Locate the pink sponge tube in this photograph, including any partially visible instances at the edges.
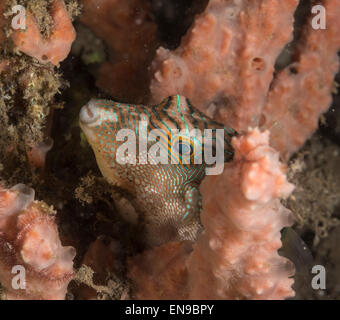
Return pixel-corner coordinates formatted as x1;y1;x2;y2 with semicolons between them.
0;184;75;300
188;128;295;299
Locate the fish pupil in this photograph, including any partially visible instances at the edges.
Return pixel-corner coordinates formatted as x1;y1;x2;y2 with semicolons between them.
176;141;192;156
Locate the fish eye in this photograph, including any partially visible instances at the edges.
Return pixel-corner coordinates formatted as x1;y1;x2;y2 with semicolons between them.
174;139;193;156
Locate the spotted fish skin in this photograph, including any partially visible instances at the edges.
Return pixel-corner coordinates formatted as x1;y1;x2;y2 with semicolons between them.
80;95;236;246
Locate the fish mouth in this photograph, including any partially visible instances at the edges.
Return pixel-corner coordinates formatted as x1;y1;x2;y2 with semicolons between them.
79;99;99;125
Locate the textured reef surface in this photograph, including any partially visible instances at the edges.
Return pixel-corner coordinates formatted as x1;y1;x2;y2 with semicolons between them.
0;0;339;300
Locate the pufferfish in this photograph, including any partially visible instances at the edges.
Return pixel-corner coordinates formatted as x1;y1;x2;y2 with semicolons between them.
79;95;237;247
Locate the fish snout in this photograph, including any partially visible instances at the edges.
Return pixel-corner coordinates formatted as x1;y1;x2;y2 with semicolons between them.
80;100;99;125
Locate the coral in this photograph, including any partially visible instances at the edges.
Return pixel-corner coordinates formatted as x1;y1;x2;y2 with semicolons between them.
0;0;338;301
285;135;340;245
0;60;63;179
0;183;75;300
128;128;295;299
26;137;54;169
11;0;76;66
150;0;340;159
187;128;295;299
0;0;78;182
260;0;340;158
80;0;159;103
72;237;126;300
128;241;191;299
150;0;299;130
79;95;236;247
